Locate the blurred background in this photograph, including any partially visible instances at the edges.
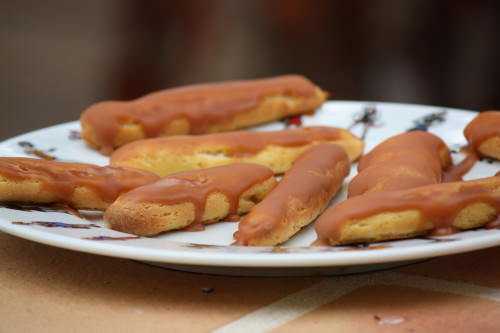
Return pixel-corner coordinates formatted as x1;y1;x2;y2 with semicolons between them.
2;0;500;139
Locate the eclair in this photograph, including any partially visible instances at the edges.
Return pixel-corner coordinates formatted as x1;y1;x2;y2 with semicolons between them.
105;163;277;236
348;131;451;196
235;144;350;246
0;157;159;210
81;75;327;154
464;111;500;160
110;126;363;177
315;175;500;245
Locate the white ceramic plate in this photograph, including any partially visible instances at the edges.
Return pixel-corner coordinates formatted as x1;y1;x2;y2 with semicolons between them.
1;101;499;275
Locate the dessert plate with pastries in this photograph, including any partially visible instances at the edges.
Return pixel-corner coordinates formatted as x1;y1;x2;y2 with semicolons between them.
1;75;499;276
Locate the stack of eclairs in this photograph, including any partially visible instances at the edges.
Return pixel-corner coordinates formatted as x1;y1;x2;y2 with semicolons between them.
0;75;499;246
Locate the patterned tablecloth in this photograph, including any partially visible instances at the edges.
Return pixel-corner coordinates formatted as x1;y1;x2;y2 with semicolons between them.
1;231;499;333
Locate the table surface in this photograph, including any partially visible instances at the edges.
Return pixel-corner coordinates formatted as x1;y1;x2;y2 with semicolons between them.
1;232;500;333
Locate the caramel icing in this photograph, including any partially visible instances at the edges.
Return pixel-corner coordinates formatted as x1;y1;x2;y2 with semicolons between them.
0;157;159;203
81;75;321;154
464;111;500;150
118;163;274;222
315;176;500;242
443;146;479;182
234;144;349;245
348;131;451;197
485;215;500;229
111;126;350;159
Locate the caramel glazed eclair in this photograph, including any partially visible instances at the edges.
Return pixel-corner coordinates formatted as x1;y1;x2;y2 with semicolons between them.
80;75;328;154
235;144;350;246
315;176;500;245
464;111;500;160
0;157;159;210
348;131;452;197
315;131;496;245
111;126;364;177
105;163;277;236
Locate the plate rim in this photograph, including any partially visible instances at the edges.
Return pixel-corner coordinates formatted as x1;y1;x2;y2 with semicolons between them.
2;220;500;267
